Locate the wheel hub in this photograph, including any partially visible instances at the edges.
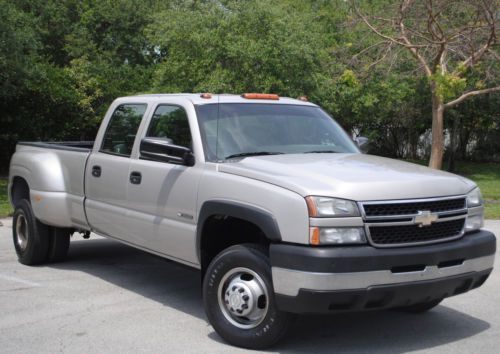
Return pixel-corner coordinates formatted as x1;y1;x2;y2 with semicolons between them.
224;280;254;317
218;267;269;329
16;213;28;251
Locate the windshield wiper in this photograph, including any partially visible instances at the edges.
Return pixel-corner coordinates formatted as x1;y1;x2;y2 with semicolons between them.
225;151;284;159
303;150;339;154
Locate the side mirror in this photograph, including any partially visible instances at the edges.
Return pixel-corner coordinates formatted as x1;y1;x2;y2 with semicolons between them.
140;138;194;166
355;136;370;154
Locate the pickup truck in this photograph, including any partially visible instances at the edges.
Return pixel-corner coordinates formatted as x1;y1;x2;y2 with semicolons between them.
8;93;496;349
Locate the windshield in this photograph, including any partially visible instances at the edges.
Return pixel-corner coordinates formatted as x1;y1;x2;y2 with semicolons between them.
195;103;359;162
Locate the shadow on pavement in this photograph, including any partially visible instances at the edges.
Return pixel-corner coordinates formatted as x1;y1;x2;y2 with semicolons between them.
51;237;490;353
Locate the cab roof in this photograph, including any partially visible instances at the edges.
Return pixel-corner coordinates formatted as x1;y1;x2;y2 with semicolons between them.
119;93;318;107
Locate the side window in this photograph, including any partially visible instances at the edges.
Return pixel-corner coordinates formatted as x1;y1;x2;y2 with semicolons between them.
101;104;147;157
147;105;192;148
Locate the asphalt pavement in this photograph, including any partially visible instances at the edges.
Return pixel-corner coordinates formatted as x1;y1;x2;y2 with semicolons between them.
0;218;499;354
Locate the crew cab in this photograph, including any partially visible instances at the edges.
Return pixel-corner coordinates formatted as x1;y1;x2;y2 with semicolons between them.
8;93;496;349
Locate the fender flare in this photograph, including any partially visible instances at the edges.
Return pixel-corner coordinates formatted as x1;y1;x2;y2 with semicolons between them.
196;200;282;263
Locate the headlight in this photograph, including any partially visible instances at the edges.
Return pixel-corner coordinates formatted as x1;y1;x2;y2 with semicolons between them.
310;227;366;245
466;187;484;232
466;187;483;207
306;196;360;217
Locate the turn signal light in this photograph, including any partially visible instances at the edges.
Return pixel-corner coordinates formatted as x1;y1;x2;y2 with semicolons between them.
310;227;320;246
241;93;279;100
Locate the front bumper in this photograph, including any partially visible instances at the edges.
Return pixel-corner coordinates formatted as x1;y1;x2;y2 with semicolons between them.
270;230;496;314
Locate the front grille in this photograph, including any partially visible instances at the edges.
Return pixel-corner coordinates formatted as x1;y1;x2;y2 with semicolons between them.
363;198;466;217
368;219;465;246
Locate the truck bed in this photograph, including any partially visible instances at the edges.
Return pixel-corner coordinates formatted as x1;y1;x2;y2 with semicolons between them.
18;141;94;151
11;141;94;230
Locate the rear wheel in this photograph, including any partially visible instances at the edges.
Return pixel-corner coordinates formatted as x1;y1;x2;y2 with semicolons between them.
203;244;294;349
397;298;443;313
12;199;50;265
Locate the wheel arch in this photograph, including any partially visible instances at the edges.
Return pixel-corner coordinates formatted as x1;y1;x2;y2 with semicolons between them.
197;200;282;275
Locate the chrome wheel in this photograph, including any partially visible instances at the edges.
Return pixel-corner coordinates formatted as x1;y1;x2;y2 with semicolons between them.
217;267;269;329
16;212;29;251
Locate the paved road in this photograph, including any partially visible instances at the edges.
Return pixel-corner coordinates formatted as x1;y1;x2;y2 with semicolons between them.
0;219;499;353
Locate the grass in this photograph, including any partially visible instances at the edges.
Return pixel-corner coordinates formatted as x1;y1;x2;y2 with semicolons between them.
0;161;499;219
0;179;12;218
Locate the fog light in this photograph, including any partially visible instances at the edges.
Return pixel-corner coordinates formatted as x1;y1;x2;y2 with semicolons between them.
310;227;366;245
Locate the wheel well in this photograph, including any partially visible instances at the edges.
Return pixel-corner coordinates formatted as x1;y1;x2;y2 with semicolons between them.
200;215;270;277
11;177;30;206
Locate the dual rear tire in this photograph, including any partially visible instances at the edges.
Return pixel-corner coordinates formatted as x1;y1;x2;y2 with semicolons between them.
13;199;71;265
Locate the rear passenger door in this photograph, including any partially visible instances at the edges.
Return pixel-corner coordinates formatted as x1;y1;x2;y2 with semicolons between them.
126;103;202;264
85;103;148;240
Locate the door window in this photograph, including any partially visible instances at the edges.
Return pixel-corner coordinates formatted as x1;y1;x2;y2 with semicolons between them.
101;104;147;157
147;105;192;148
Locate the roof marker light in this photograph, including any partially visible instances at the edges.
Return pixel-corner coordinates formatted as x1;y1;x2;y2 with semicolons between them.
241;93;280;100
200;93;212;99
297;96;308;102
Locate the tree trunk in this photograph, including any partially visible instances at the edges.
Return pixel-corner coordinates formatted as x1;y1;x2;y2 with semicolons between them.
447;115;459;172
428;92;445;169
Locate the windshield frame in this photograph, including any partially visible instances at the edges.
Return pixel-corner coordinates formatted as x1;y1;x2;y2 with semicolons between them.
194;103;359;162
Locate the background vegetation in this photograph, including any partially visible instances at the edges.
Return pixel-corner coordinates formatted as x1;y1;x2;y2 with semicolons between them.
0;0;499;217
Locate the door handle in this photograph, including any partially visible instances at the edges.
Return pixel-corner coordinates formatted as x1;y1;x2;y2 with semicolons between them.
130;171;142;185
92;165;101;177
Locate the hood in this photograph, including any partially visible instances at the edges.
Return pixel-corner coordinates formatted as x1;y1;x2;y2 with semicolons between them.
218;154;476;201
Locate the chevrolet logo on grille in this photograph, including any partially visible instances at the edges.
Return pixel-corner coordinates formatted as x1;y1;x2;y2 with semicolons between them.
414;210;439;227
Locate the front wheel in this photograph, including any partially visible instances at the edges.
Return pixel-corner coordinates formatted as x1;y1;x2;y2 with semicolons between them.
203;244;294;349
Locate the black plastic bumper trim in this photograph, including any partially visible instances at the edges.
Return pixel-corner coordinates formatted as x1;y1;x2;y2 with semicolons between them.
270;230;496;273
275;269;492;314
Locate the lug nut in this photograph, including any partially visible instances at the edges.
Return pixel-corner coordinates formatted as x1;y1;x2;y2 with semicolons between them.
242;295;249;301
238;288;244;293
242;304;249;309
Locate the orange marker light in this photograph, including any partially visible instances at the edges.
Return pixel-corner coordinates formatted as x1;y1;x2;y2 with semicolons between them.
310;227;320;246
200;93;212;99
305;196;317;217
241;93;279;100
297;96;308;102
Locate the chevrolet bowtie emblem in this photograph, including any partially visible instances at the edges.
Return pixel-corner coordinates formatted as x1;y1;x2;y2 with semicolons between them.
414;210;438;227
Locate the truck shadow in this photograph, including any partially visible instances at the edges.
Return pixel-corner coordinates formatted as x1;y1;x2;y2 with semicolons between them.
51;237;490;353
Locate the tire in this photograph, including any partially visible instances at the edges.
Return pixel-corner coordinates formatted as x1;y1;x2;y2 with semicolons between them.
397;298;443;313
203;244;294;349
47;227;71;262
12;199;50;265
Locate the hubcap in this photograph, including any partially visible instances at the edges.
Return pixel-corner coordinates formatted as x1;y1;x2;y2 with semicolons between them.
217;267;269;329
16;213;29;251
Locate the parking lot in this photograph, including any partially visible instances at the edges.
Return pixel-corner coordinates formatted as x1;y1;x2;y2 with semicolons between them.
0;218;499;353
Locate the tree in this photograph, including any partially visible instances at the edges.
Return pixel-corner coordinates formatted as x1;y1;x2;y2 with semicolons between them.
353;0;499;169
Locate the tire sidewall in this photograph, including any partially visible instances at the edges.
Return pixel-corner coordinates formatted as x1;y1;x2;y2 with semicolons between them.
12;199;48;265
203;245;289;349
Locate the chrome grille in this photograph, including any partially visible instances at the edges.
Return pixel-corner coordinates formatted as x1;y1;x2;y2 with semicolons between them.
363;198;466;217
360;196;467;247
369;219;465;245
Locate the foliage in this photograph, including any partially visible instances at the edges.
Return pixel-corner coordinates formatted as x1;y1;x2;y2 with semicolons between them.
0;0;499;175
0;179;12;218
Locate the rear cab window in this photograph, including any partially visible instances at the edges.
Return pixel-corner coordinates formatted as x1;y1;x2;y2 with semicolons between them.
100;104;147;157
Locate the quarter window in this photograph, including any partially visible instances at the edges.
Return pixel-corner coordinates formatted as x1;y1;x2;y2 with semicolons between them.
147;105;192;148
101;104;147;157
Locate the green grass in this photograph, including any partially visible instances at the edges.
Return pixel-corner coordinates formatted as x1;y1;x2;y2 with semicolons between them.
0;179;12;218
1;161;499;219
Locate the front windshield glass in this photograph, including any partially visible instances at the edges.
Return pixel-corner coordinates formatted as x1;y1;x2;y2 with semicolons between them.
196;103;359;162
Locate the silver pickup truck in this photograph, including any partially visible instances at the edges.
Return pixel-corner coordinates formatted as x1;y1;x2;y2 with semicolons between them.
8;93;496;348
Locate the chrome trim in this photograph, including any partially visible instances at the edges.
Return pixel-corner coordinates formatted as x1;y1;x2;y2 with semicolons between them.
358;195;468;248
358;195;467;220
272;254;494;297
